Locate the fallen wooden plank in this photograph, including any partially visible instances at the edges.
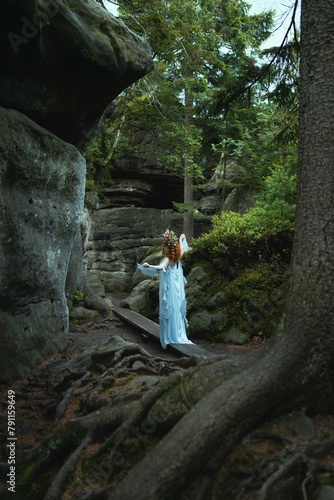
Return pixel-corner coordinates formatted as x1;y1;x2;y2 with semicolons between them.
110;298;215;358
111;300;160;341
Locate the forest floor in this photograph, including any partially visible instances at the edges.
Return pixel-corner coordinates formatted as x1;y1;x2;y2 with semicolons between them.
1;302;334;498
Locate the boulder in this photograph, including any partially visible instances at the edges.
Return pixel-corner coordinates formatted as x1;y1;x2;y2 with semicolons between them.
74;335;136;369
317;486;334;500
71;306;100;323
188;310;225;339
0;107;86;381
206;291;227;310
1;0;153;147
223;326;249;345
185;267;211;313
120;280;153;315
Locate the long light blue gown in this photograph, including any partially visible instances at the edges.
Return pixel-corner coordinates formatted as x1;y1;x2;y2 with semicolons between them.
137;238;194;349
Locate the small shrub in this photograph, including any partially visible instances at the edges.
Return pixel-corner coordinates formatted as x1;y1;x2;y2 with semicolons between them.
73;290;84;304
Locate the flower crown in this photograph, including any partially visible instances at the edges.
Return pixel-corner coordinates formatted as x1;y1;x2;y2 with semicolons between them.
163;229;178;247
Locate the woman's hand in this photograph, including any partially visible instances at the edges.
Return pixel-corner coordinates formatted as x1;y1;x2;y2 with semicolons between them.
142;262;150;268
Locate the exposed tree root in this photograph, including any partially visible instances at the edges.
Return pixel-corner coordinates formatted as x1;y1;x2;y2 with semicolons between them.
15;337;205;497
103;332;334;500
55;371;92;422
256;435;334;500
93;369;185;459
44;433;93;500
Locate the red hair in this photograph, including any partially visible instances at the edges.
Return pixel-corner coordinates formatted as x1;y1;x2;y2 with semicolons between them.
162;241;182;262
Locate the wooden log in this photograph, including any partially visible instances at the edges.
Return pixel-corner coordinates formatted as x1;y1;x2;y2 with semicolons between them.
110;299;215;358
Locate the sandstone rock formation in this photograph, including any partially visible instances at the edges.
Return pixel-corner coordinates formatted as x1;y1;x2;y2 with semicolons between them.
1;0;153;147
85;206;210;292
0;107;86;381
102;129;184;209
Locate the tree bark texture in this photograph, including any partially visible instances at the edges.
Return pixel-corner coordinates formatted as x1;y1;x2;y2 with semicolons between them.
283;0;334;378
183;84;194;241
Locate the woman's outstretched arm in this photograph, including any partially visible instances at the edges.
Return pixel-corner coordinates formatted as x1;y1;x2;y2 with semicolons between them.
142;257;169;271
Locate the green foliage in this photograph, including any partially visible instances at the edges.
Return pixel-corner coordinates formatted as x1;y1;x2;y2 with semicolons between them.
206;100;298;206
318;473;334;486
86;0;277;201
172;201;206;218
255;164;297;220
219;262;290;340
192;164;296;270
69;309;78;324
73;290;84;304
87;0;299;218
84;131;115;190
85;178;97;193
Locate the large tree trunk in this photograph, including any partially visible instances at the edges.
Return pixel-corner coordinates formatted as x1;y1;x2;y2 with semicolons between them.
183;164;194;240
16;1;334;498
183;82;194;240
282;0;334;365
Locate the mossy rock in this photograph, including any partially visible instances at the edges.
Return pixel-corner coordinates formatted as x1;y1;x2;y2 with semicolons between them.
221;263;290;340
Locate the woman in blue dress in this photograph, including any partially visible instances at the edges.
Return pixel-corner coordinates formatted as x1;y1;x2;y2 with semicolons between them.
138;229;194;349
